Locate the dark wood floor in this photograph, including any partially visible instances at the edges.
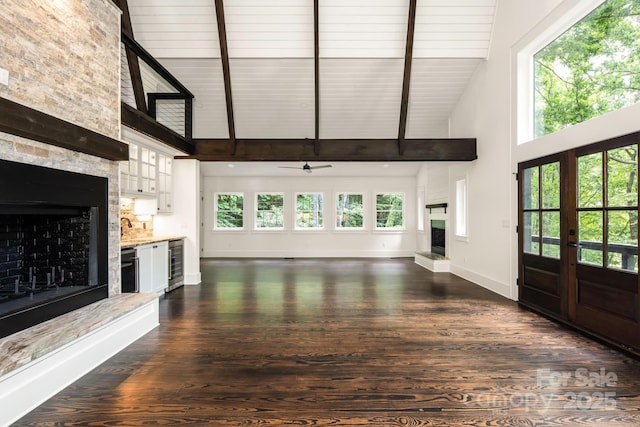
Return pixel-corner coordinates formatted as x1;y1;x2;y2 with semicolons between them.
15;258;640;426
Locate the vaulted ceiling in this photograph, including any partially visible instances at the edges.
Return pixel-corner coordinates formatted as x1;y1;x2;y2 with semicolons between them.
125;0;496;145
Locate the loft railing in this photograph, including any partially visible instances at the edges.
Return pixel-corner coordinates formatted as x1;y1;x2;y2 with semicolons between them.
121;32;194;147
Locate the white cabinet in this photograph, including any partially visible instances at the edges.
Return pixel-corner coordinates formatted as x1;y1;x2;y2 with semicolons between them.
157;153;173;213
136;241;168;293
120;142;172;211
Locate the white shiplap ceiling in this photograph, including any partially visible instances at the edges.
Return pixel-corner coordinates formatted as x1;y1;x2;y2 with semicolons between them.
128;0;496;140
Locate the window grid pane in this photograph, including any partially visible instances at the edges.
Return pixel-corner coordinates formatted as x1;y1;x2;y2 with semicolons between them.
256;193;284;229
375;193;403;229
296;193;324;229
336;193;364;228
216;193;244;229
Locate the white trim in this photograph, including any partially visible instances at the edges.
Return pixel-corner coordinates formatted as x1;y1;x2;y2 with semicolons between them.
450;264;513;300
202;249;415;258
0;299;159;427
184;272;202;285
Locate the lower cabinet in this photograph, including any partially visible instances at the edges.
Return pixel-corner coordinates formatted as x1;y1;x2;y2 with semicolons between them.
136;241;168;293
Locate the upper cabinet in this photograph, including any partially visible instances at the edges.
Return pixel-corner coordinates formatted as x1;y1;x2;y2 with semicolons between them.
120;127;176;213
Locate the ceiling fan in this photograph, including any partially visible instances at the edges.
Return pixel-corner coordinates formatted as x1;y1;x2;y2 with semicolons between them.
278;162;332;174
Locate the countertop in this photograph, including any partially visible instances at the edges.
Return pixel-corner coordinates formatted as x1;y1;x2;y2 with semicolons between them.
120;236;186;249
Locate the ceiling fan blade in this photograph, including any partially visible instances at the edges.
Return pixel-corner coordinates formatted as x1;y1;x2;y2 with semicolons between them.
277;166;302;170
310;165;332;169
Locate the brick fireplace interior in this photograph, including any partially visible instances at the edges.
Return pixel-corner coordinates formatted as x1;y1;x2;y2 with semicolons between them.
0;159;109;338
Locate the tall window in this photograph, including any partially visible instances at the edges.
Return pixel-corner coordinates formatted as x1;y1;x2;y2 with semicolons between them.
256;193;284;229
455;179;468;238
296;193;323;229
534;0;640;138
215;193;244;229
375;193;403;229
336;193;364;229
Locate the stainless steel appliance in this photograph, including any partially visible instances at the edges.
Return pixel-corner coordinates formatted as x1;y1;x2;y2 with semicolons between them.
167;239;184;292
121;248;138;293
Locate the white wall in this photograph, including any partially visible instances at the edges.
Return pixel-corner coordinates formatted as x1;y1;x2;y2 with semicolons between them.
202;175;417;258
442;0;565;299
442;0;640;300
154;159;202;285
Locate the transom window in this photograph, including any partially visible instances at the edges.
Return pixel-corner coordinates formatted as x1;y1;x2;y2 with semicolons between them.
336;193;364;229
533;0;640;138
256;193;284;229
375;193;404;229
215;193;244;229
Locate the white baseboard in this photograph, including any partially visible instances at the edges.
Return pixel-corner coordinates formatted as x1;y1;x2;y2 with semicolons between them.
0;299;159;427
185;272;202;285
450;264;513;300
201;250;416;258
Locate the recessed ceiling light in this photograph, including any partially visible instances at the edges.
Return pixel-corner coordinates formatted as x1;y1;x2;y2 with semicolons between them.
227;164;235;168
383;164;390;168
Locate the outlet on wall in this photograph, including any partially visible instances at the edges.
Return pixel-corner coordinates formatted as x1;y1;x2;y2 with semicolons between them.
0;67;9;86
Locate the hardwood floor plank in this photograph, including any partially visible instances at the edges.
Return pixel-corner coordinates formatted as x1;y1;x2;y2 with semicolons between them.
14;258;640;426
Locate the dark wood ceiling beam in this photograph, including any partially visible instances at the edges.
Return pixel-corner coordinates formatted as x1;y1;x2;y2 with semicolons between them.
313;0;320;155
122;103;195;155
187;138;476;162
398;0;417;155
0;97;128;161
214;0;236;154
115;0;147;114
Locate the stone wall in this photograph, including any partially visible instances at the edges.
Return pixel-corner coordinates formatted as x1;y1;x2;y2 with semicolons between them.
0;0;123;296
0;0;121;139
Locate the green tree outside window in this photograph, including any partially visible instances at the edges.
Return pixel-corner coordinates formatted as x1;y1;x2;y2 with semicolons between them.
216;193;244;228
534;0;640;138
376;193;403;229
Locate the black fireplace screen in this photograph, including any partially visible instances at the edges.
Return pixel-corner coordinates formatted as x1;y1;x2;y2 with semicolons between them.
0;160;108;338
431;220;446;256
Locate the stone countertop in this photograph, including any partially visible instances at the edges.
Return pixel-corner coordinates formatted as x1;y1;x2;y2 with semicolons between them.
120;236;186;249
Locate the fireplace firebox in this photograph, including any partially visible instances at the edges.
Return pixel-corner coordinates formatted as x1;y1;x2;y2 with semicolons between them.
0;160;109;338
431;220;446;256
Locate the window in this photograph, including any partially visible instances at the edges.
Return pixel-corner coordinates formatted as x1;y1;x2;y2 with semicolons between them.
375;193;403;229
522;162;561;259
296;193;323;229
577;144;638;271
256;193;284;229
336;193;364;229
533;0;640;138
215;193;244;229
455;179;468;238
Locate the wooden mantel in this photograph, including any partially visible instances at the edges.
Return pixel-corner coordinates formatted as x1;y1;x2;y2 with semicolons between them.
0;97;128;161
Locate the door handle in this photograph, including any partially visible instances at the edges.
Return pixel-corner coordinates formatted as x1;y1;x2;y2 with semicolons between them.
567;242;579;247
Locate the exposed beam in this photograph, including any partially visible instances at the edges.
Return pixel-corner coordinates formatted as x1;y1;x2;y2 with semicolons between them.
121;103;195;155
121;32;194;98
187;138;477;162
398;0;417;155
313;0;320;155
117;0;148;114
214;0;236;154
0;97;128;161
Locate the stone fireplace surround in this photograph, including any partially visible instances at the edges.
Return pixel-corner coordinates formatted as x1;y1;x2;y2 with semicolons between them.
0;134;159;426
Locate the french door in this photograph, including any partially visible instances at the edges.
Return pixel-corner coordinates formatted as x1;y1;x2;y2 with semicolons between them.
518;133;640;351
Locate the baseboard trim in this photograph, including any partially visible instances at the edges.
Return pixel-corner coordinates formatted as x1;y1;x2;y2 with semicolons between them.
450;264;513;300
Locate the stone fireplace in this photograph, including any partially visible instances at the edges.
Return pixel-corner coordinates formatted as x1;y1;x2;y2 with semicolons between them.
0;159;109;338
